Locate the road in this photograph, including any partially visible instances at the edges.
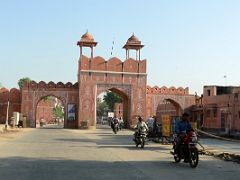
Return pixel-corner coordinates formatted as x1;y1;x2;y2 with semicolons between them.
0;125;239;180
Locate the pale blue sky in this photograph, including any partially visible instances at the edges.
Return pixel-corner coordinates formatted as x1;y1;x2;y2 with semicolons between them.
1;0;240;94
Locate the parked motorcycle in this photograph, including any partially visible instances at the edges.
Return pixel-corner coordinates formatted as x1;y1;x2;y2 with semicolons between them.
134;128;147;148
172;130;199;168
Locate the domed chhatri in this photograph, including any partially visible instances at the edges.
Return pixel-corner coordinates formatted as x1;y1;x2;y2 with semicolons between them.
123;33;144;60
123;33;144;50
81;31;94;42
127;34;141;44
77;31;97;48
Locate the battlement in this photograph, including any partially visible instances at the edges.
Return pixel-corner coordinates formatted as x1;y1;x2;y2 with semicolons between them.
79;55;146;74
22;81;78;90
146;85;189;95
0;88;21;124
0;88;21;103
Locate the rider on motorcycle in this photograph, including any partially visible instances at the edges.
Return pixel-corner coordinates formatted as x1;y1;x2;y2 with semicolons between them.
134;116;148;140
174;112;192;160
111;116;119;131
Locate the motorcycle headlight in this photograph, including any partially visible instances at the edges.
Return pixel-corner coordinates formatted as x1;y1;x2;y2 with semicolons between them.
191;136;198;143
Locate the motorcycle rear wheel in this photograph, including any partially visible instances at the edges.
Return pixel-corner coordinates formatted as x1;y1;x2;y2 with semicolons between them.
174;155;181;163
189;148;199;168
140;139;145;148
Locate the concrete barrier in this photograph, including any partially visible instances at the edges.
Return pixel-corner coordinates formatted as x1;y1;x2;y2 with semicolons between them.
0;124;6;133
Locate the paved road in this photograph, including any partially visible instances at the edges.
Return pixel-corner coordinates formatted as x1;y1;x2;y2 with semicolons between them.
0;125;239;180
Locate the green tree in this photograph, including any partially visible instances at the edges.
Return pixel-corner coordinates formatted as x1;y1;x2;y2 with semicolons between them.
18;77;31;89
53;106;64;119
103;91;122;112
43;95;53;101
0;82;3;88
97;101;110;117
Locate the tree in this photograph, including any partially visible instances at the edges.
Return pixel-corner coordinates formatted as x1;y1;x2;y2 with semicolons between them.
0;82;3;88
53;106;64;119
18;77;31;89
43;95;53;101
97;101;110;117
103;91;122;112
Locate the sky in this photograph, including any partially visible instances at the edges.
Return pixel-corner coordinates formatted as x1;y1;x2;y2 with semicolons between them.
0;0;240;95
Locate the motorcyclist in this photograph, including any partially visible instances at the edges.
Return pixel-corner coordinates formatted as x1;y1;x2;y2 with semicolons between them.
134;116;148;141
174;112;192;160
152;116;158;137
119;116;124;130
111;116;119;132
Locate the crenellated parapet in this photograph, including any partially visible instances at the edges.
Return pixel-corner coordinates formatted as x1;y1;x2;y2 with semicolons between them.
0;88;21;103
80;55;146;74
0;88;21;123
146;85;189;95
22;81;79;90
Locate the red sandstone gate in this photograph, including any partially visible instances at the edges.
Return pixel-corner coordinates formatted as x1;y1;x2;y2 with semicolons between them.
21;81;79;128
20;32;147;128
146;86;196;119
77;32;147;128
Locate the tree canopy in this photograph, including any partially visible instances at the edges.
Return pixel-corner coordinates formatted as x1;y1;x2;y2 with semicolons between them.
103;91;122;112
97;101;109;117
18;77;31;89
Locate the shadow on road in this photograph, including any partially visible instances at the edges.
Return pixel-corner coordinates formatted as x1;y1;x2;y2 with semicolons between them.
0;156;195;180
0;155;237;180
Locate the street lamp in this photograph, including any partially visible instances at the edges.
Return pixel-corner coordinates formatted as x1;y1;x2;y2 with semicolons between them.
223;75;227;86
5;90;10;129
227;95;231;137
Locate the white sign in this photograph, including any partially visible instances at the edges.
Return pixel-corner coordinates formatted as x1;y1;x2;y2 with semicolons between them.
13;112;20;125
108;112;114;118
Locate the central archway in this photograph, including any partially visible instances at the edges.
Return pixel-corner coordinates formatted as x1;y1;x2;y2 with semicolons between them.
95;88;130;127
96;85;130;127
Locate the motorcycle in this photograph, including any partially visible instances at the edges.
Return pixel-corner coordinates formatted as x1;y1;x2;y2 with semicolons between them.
134;128;147;148
172;130;199;168
112;123;119;134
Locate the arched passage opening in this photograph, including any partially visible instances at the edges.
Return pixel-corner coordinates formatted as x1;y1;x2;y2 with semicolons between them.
35;95;65;129
96;87;129;129
155;98;183;134
156;98;183;123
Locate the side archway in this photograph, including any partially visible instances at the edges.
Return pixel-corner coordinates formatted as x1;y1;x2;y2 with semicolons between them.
35;95;66;128
21;81;79;128
156;98;183;122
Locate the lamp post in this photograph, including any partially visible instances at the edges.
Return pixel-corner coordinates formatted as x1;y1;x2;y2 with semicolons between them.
224;75;227;86
5;90;10;129
227;95;231;137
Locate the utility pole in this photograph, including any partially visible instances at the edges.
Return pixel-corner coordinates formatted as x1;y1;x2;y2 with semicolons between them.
223;75;227;86
5;90;10;129
227;95;231;137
